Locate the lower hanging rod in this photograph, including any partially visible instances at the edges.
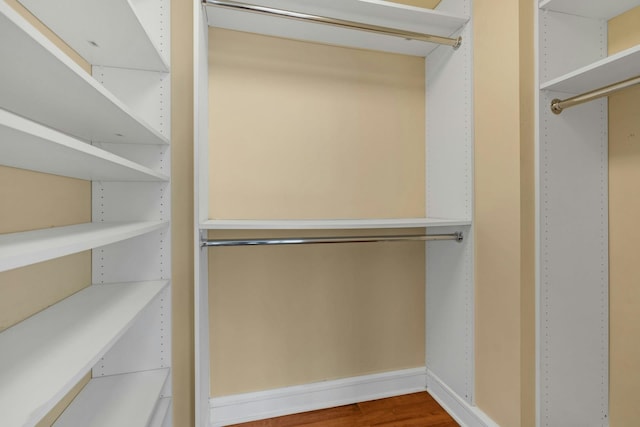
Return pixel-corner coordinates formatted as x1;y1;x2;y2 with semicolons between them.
203;0;462;49
202;232;463;247
551;74;640;114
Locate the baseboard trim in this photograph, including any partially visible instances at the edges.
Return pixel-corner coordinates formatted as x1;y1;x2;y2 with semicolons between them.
209;367;427;426
426;370;500;427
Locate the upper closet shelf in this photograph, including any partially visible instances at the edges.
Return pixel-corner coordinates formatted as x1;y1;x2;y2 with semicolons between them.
53;369;170;427
0;281;168;427
0;3;169;146
541;44;640;94
18;0;169;72
0;109;168;182
539;0;640;20
201;218;471;230
0;221;168;273
204;0;468;57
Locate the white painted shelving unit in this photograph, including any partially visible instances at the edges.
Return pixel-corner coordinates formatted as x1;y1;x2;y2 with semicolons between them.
195;0;476;425
535;0;640;425
0;0;172;425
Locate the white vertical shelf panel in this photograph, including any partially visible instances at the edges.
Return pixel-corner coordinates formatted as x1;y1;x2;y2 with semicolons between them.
95;66;171;140
195;4;212;426
53;369;170;427
0;281;168;427
93;229;170;284
18;0;169;71
540;0;640;20
539;92;608;425
426;225;474;403
426;22;472;221
204;0;468;57
425;0;474;406
149;397;172;427
539;10;606;84
0;221;167;273
93;182;170;222
0;3;168;145
95;286;171;376
0;109;167;181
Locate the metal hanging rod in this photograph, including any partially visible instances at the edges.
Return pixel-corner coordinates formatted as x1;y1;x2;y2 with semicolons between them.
203;0;462;49
202;232;463;247
551;75;640;114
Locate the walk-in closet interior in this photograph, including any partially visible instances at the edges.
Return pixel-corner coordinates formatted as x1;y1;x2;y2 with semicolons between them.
2;0;640;425
0;0;172;425
194;0;476;426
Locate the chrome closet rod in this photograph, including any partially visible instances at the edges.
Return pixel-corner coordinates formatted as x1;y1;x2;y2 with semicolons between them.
202;232;463;247
551;75;640;114
203;0;462;49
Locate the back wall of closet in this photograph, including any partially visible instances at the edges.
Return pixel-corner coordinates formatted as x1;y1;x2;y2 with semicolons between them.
207;27;428;396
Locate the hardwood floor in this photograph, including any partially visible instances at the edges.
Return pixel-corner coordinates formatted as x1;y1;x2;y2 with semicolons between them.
230;392;459;427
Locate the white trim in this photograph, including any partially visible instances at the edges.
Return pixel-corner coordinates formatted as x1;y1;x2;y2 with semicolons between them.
426;371;500;427
209;368;427;426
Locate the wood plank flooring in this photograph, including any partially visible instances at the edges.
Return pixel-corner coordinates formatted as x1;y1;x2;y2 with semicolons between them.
230;392;459;427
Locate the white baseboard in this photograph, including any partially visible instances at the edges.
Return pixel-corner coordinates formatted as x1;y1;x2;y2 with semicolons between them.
426;370;500;427
209;367;427;426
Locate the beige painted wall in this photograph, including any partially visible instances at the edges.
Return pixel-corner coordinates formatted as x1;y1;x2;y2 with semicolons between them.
608;6;640;426
207;28;426;395
474;0;535;426
170;0;195;424
208;229;425;395
208;28;425;220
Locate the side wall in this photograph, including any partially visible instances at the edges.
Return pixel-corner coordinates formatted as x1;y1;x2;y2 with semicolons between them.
474;0;535;425
608;6;640;426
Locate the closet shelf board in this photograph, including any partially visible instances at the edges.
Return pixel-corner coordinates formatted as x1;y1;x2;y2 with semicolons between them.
0;281;169;427
0;3;169;146
0;221;168;273
201;218;472;230
541;44;640;94
0;109;168;182
539;0;640;20
204;0;468;57
149;397;172;427
53;369;170;427
18;0;169;72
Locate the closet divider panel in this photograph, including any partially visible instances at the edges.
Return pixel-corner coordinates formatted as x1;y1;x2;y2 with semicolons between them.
194;3;211;426
536;3;614;425
91;64;172;393
425;0;474;405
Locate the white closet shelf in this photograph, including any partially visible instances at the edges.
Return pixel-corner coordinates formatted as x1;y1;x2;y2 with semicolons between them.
201;218;471;230
0;3;169;146
0;221;168;273
0;281;169;427
204;0;468;57
539;0;640;20
19;0;169;72
149;397;172;427
53;369;170;427
541;44;640;94
0;109;168;182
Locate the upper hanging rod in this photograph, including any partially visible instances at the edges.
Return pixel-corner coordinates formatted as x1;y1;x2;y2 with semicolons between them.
203;0;462;49
551;75;640;114
202;232;463;247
